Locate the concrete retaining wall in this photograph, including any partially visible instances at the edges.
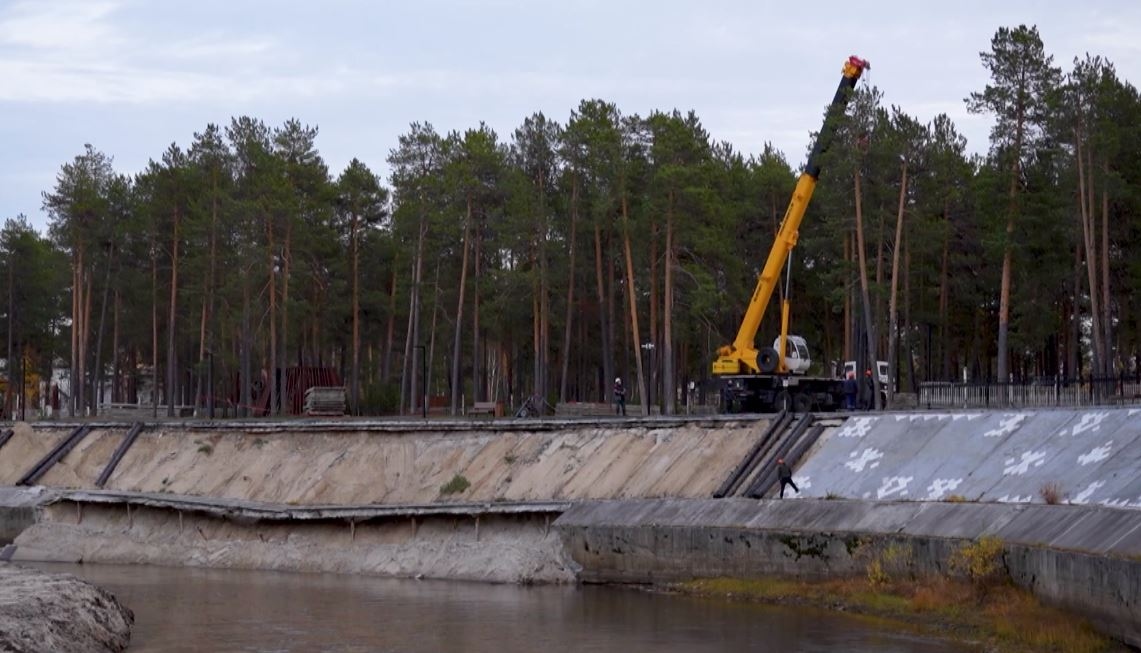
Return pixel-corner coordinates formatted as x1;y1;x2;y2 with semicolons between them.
554;498;1141;648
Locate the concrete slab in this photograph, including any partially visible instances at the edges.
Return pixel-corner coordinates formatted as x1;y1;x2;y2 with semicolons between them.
994;505;1097;548
792;408;1141;508
1043;508;1141;554
898;502;1024;540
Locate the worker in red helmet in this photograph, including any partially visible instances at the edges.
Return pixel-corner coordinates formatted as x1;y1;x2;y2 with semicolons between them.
859;369;874;410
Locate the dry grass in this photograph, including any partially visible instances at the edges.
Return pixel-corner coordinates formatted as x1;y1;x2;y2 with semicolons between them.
679;574;1121;653
1039;482;1064;505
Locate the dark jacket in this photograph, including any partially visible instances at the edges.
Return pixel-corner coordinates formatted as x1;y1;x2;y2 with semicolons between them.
613;382;626;401
777;462;792;480
843;377;858;396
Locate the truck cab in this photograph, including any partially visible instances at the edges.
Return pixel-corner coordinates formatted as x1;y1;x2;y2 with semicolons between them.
843;360;890;388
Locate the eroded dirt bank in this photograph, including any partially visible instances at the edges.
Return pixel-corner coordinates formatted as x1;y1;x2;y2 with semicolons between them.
0;563;133;653
15;502;578;583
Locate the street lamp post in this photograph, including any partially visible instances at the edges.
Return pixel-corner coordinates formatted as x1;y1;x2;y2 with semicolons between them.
413;345;426;419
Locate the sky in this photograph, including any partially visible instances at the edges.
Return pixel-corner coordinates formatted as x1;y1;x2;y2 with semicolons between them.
3;0;1140;234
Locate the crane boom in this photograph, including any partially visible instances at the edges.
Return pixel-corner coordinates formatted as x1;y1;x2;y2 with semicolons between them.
713;56;869;376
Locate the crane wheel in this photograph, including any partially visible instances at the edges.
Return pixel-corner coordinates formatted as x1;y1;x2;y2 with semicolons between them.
793;393;813;413
757;347;780;374
774;390;791;412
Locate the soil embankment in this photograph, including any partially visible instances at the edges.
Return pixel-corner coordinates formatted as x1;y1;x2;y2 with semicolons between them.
0;563;133;653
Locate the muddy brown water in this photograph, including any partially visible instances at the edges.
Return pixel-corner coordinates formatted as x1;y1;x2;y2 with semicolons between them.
33;563;972;652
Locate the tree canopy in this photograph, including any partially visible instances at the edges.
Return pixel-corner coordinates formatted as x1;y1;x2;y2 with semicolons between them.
5;25;1141;417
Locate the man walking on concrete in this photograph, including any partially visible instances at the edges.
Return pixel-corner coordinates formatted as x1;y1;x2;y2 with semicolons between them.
777;458;799;498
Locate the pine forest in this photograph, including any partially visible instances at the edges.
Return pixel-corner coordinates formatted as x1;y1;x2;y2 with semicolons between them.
4;25;1141;418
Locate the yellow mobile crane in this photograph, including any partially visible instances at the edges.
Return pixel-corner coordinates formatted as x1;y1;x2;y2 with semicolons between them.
714;55;869;413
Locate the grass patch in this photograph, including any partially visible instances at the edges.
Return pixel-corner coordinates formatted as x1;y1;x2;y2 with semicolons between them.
503;453;517;465
440;474;471;495
679;569;1121;653
196;443;214;455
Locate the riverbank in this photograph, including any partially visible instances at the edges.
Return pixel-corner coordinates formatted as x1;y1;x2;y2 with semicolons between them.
0;563;133;653
676;576;1125;653
554;498;1141;649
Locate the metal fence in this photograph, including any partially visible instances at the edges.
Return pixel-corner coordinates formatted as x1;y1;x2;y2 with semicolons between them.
917;375;1141;410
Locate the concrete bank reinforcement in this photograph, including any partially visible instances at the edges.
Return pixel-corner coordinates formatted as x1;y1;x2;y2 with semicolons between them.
553;497;1141;648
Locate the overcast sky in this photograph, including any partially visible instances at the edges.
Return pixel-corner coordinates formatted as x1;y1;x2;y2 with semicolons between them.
3;0;1140;233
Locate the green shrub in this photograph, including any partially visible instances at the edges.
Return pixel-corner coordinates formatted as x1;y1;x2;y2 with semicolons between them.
440;474;471;495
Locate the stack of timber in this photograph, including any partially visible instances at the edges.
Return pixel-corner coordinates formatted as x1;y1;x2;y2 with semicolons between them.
303;386;346;417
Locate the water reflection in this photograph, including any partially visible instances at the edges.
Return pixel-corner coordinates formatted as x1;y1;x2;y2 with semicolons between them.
35;563;970;653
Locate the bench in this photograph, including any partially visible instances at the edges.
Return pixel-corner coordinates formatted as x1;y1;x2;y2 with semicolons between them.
468;401;502;418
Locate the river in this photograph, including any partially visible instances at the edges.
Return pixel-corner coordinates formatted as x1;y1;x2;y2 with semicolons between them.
34;563;972;652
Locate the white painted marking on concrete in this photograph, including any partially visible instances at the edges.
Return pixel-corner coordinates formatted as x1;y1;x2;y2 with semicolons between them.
1003;451;1047;476
1129;409;1141;417
1072;481;1106;505
997;494;1034;503
845;448;883;472
1078;441;1113;466
1069;411;1111;436
838;417;877;438
893;413;983;423
862;492;871;499
926;478;963;500
794;475;811;490
877;476;913;499
1101;498;1131;509
983;413;1030;438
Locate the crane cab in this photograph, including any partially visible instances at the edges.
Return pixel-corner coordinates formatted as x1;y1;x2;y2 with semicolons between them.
774;335;812;375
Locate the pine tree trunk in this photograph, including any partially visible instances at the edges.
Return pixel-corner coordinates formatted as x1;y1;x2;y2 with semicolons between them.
351;212;361;414
267;217;277;417
471;212;482;403
1077;135;1104;375
112;290;120;403
382;268;397;383
663;190;675;415
854;170;880;407
939;207;951;380
166;207;180;417
560;178;578;403
147;243;157;416
593;221;610;401
92;246;113;415
887;162;908;402
280;219;292;413
620;196;647;414
1101;166;1112;375
450;197;472;415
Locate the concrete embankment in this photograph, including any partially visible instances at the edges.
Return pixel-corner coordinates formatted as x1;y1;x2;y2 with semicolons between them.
0;563;133;653
789;408;1141;506
1;417;761;581
554;497;1141;648
0;417;763;504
